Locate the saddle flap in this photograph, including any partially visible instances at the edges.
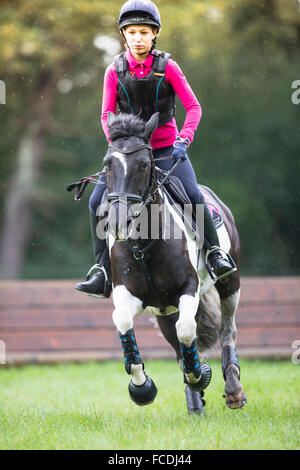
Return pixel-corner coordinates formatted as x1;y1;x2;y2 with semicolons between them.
156;170;224;230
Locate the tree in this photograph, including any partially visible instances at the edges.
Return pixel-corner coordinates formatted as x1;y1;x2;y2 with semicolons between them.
0;0;120;277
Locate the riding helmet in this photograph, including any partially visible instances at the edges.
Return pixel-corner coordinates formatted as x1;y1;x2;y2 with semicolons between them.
118;0;161;31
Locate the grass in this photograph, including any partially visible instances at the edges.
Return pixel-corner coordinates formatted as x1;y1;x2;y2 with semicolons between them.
0;359;299;450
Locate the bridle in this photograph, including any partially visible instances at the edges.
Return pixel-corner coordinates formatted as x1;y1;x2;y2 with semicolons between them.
106;141;183;216
106;142;157;214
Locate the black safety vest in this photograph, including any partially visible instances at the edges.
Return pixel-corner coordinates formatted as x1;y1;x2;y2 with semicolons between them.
114;50;176;127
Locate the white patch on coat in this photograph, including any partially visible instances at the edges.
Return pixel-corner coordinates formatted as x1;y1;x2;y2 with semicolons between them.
112;150;127;176
197;223;232;296
175;294;199;346
108;232;115;257
112;285;143;334
144;305;179;316
159;189;200;294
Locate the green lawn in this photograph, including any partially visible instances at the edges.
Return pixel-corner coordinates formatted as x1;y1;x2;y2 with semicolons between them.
0;359;299;450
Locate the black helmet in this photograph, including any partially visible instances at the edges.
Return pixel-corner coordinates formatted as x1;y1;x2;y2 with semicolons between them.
118;0;161;31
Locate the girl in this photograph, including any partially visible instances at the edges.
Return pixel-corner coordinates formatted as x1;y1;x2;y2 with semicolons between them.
76;0;235;297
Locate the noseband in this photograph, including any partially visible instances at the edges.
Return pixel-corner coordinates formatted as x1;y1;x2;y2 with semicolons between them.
106;142;155;206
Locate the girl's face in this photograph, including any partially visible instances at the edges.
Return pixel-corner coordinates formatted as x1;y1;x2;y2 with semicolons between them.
123;24;156;56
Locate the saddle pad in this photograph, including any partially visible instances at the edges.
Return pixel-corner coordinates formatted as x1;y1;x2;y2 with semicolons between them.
200;187;224;229
156;171;224;229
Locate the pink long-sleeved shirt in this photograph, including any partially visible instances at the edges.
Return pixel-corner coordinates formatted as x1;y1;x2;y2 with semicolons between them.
101;49;202;149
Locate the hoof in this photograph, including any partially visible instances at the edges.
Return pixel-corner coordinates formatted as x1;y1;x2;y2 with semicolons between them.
185;386;206;415
224;364;247;409
128;375;157;406
224;390;247;409
186;363;212;392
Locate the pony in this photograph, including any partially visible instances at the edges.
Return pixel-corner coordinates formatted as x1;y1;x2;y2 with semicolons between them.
100;111;246;412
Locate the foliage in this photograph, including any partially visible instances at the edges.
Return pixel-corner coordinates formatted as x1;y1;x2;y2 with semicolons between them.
0;0;299;277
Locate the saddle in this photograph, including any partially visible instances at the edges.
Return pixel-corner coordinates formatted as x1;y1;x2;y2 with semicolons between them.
156;169;223;230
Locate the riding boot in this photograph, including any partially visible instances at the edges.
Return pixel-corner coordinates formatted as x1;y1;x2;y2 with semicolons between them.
75;212;112;297
202;199;237;282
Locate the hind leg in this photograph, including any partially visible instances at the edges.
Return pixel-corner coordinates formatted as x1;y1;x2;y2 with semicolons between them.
218;286;247;409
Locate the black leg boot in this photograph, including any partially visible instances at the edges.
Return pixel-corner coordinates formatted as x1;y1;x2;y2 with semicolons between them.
202;200;237;282
75;212;112;297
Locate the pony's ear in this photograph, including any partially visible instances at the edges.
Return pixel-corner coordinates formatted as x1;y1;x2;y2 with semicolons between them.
107;111;117;128
144;112;160;141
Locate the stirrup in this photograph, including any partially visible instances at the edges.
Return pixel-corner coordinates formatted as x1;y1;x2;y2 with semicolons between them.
86;263;108;282
205;246;237;283
85;263;111;298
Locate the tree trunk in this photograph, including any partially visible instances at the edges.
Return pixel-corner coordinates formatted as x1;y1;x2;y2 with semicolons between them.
0;71;59;279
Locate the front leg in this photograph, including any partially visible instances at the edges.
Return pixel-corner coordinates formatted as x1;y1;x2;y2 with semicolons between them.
112;285;157;405
176;294;212;391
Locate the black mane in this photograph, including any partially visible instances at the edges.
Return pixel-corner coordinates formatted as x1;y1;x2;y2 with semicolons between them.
108;113;146;141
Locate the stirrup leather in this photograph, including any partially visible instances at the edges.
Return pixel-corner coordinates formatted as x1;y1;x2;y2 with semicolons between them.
205;246;237;282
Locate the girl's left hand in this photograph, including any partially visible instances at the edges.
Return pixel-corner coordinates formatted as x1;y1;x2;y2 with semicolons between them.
172;137;189;162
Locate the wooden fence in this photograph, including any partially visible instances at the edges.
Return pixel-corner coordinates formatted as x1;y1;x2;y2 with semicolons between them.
0;277;299;364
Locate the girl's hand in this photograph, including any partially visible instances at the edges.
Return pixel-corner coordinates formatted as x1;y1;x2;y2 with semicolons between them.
172;136;190;162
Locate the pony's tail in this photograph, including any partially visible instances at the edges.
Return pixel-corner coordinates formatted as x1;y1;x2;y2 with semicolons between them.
196;286;221;353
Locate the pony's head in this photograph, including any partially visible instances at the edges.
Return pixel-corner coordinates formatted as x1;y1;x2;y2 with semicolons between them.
104;112;159;240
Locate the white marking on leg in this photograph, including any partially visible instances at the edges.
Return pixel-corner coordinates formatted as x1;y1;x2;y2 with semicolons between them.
112;151;127;177
130;364;146;386
112;285;143;334
176;294;201;384
175;294;199;346
112;286;145;386
220;289;241;347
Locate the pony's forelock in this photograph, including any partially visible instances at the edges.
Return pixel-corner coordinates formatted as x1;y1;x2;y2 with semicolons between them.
108;113;146;141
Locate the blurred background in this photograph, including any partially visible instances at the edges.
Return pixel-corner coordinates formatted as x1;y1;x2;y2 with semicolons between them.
0;0;299;280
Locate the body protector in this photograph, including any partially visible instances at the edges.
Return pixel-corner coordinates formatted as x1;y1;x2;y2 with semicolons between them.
114;49;176;127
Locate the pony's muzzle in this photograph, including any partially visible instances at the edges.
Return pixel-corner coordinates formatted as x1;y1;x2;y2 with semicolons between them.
107;193;143;241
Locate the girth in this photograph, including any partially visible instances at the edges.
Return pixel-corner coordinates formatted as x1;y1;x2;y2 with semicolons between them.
125;228;166;313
